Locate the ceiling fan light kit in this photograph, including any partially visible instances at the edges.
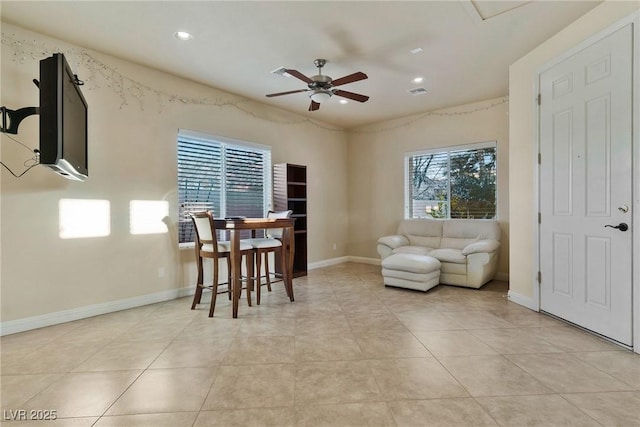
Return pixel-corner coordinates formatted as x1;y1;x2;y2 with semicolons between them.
309;90;331;103
266;58;369;112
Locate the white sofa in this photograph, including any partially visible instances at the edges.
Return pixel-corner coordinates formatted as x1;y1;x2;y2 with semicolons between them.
377;219;501;289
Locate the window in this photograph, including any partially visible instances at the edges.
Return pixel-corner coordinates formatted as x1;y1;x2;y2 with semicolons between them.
177;130;272;244
405;141;497;219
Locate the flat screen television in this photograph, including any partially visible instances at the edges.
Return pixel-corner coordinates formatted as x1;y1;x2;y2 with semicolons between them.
39;53;88;181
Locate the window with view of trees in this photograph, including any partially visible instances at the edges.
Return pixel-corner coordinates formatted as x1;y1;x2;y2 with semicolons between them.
405;142;497;219
177;130;272;244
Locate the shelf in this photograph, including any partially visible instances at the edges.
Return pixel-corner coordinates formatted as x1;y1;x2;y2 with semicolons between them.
274;163;307;277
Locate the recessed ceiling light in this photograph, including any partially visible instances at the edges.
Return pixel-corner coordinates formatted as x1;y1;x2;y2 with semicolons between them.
339;99;349;105
412;77;424;83
174;31;193;41
410;47;423;54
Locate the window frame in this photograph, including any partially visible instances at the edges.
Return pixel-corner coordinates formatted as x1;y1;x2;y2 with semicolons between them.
404;140;498;220
177;129;272;247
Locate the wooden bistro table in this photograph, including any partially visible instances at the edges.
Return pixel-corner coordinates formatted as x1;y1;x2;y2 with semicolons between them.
214;217;295;318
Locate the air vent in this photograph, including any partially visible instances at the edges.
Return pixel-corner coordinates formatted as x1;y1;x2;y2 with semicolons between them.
408;87;428;96
271;66;291;77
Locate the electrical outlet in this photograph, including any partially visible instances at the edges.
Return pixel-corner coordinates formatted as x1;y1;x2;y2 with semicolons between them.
158;267;165;278
333;243;337;250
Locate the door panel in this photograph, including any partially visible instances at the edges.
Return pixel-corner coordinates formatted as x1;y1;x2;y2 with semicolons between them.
539;24;633;346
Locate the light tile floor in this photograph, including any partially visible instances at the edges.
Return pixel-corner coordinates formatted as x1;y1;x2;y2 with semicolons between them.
1;263;639;426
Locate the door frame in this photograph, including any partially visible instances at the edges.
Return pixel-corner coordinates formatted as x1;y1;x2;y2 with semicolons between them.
534;11;640;353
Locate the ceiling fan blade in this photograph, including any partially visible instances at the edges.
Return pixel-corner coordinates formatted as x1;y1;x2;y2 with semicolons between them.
331;72;368;87
333;89;369;103
285;69;314;84
265;89;310;98
309;100;320;111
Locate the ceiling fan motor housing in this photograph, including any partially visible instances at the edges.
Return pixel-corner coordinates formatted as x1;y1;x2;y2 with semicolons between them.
309;74;332;89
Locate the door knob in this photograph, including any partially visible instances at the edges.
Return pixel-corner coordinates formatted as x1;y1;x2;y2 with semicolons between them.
604;223;629;232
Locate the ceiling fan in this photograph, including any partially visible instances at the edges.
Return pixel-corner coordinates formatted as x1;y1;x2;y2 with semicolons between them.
266;59;369;111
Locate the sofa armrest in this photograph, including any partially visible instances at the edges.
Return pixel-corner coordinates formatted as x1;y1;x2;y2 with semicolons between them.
377;235;409;260
378;234;409;250
462;239;500;256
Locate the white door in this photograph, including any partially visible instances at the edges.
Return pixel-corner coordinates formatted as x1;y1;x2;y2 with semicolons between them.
539;24;633;346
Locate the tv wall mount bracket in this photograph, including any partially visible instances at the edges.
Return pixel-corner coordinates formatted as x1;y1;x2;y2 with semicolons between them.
0;106;40;135
1;79;41;135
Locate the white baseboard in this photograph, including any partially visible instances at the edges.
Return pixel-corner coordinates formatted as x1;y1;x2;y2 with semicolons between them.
308;256;380;270
308;256;351;270
507;289;539;311
347;256;381;265
0;286;194;336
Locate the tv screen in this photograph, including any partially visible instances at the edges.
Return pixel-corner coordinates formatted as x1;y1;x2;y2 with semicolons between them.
39;53;88;181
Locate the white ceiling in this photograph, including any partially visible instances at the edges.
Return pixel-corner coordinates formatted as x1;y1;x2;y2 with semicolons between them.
1;1;600;128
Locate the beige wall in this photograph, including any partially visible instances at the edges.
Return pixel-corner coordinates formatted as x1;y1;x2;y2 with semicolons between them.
0;23;348;322
346;98;510;278
508;1;639;300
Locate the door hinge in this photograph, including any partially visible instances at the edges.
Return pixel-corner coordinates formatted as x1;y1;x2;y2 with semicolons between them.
538;212;541;224
537;271;542;283
537;94;541;105
538;153;541;164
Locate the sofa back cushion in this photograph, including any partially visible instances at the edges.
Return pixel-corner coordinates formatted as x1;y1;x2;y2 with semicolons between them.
398;219;443;249
441;220;501;249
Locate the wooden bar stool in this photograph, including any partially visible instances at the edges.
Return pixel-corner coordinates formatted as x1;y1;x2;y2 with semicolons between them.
189;211;253;317
244;210;292;304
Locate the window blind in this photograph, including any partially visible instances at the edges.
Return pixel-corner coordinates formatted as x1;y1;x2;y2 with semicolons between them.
177;132;271;244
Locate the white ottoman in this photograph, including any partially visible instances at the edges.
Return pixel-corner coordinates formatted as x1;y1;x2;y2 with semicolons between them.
381;253;441;292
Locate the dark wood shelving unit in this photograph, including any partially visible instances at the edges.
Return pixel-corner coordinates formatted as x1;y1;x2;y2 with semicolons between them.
274;163;307;277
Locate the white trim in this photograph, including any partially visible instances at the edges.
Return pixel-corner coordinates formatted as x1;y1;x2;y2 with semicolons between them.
0;286;194;336
308;256;382;270
508;290;539;311
178;128;271;152
533;64;542;316
308;256;351;270
632;12;640;355
534;11;640;353
405;140;497;158
347;256;381;266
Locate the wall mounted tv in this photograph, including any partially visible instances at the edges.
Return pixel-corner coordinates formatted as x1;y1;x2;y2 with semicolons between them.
39;53;88;181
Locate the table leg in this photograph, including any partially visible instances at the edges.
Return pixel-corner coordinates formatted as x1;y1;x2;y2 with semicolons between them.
230;229;240;318
246;250;254;307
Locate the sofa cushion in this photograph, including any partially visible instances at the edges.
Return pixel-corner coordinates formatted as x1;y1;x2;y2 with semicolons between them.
381;268;440;283
442;219;500;240
428;248;466;264
398;219;442;249
392;246;434;256
381;253;441;274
